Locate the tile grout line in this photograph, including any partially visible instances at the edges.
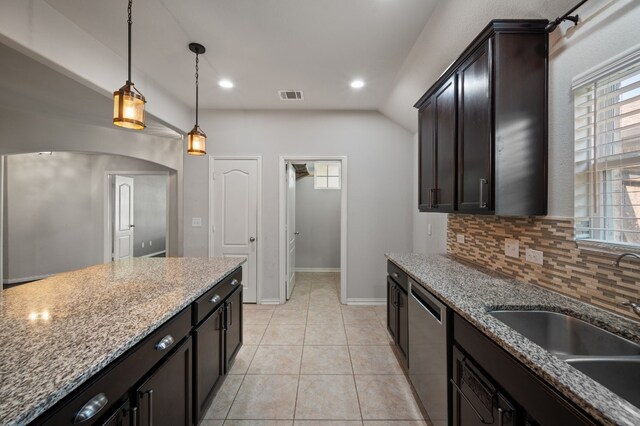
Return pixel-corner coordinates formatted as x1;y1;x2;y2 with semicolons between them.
342;292;365;422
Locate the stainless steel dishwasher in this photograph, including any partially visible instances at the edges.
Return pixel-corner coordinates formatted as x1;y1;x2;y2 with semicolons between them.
408;278;448;424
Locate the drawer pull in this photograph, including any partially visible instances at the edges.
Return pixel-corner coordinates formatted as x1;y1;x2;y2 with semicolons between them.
230;278;240;286
154;334;174;351
73;393;108;423
392;272;399;279
209;294;221;304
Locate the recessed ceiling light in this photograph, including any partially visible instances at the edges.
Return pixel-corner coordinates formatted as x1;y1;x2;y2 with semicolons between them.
350;79;365;89
219;79;234;89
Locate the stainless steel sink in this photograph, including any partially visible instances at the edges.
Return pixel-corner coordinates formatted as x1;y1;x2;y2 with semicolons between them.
488;310;640;357
567;358;640;407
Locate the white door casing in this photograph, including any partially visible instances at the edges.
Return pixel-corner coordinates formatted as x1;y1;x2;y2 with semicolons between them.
212;158;259;303
286;163;296;299
113;175;134;260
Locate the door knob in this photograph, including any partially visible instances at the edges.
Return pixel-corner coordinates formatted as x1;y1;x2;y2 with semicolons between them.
294;232;300;235
249;237;256;242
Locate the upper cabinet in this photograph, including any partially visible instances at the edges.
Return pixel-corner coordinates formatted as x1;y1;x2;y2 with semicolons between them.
416;20;548;216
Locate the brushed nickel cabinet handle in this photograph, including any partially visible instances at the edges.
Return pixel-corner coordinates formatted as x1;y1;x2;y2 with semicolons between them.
209;294;221;304
479;178;488;208
230;278;240;286
154;335;174;351
73;393;108;424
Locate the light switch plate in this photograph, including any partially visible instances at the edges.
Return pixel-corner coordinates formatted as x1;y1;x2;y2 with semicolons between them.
505;239;519;258
192;217;202;228
526;248;544;265
141;242;145;248
428;224;432;236
457;234;465;244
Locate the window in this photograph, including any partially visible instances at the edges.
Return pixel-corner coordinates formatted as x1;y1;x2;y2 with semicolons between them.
574;55;640;246
314;162;341;189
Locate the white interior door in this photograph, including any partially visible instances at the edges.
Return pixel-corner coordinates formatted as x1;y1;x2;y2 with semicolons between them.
286;163;296;299
212;159;259;303
113;175;134;260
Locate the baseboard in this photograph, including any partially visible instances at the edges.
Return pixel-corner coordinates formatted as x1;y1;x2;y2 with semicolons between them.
295;267;341;273
346;298;387;306
139;250;166;258
3;273;53;285
259;298;281;305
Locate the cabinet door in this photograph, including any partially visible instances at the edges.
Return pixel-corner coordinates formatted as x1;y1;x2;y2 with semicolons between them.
452;345;517;426
102;399;133;426
396;286;409;365
419;99;436;211
386;278;397;341
225;286;243;371
136;337;192;426
433;76;457;212
194;306;225;423
458;40;493;212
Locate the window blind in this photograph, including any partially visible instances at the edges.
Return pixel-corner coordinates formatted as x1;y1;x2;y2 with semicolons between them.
574;60;640;245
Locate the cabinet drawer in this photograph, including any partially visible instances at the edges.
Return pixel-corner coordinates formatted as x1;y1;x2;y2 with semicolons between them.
387;261;407;290
36;307;191;425
194;268;242;325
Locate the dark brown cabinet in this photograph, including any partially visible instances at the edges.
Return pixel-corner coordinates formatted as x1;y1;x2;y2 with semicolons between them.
225;286;243;370
102;400;133;426
453;313;597;426
457;40;492;212
193;271;243;424
387;262;408;365
416;20;548;215
136;337;192;426
194;306;225;421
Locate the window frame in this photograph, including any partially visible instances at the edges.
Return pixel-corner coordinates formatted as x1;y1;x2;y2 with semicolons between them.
314;161;341;190
573;46;640;247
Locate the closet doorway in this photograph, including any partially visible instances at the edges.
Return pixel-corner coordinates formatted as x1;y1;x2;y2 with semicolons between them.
278;156;347;304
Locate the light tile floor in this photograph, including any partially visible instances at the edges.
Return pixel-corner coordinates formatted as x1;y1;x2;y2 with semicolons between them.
201;272;429;426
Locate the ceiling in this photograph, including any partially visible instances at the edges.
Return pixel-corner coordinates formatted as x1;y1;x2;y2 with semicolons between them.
44;0;438;111
0;43;180;139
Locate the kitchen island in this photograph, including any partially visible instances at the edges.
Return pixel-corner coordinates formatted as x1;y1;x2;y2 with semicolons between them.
0;257;245;426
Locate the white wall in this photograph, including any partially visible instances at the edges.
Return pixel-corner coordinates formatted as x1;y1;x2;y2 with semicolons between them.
132;175;168;257
295;173;341;269
3;152;172;283
184;110;414;301
0;106;184;257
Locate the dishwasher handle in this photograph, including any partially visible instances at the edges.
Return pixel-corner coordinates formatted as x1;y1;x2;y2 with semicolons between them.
410;281;444;323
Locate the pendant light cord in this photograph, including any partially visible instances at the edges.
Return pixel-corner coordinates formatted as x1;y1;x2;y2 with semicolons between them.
127;0;133;83
195;52;200;126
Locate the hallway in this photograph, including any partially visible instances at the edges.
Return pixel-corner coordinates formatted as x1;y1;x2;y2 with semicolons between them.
200;272;427;425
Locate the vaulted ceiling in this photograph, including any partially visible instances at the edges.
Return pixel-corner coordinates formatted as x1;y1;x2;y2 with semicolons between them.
45;0;438;111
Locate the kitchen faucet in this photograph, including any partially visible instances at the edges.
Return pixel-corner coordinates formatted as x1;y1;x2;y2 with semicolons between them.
613;253;640;318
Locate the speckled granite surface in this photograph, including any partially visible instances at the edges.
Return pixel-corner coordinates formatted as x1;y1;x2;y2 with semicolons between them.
386;253;640;426
0;257;245;426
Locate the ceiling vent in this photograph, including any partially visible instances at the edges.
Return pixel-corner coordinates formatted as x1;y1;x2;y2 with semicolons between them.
278;90;303;101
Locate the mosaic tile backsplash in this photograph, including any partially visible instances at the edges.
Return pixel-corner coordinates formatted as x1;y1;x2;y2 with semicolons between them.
447;215;640;320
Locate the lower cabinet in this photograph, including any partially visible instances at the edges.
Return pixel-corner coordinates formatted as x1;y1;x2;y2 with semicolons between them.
193;282;243;423
135;337;193;426
225;286;243;370
387;262;408;366
102;400;133;426
453;313;597;426
194;306;225;421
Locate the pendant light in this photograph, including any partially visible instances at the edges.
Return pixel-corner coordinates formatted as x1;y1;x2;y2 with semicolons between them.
187;43;207;156
113;0;146;130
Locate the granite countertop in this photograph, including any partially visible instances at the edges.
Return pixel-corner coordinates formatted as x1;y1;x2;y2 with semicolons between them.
386;253;640;426
0;257;245;426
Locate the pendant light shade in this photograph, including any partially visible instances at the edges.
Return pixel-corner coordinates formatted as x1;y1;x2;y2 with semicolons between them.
113;0;146;130
187;43;207;156
113;82;145;130
187;126;207;156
